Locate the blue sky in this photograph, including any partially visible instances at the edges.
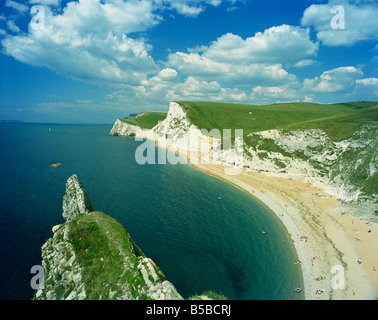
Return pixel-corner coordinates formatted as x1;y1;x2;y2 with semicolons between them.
0;0;377;123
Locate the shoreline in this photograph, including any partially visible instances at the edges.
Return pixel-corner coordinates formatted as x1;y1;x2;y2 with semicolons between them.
188;163;377;300
131;130;377;300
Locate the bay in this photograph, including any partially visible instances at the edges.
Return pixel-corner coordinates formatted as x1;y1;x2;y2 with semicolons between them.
0;123;302;300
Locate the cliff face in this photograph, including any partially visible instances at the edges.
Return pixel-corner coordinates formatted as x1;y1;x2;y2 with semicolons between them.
111;101;377;221
62;174;93;221
35;175;183;300
244;126;377;203
110;119;142;137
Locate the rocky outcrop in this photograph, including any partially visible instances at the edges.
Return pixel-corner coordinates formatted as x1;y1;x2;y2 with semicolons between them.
110;119;142;137
35;223;87;300
34;175;183;300
50;162;62;168
62;174;93;221
242;126;377;220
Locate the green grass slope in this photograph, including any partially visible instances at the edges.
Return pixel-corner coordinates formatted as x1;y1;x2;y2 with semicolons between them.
177;101;378;141
67;211;149;299
38;210;227;300
120;112;167;129
281;104;378;141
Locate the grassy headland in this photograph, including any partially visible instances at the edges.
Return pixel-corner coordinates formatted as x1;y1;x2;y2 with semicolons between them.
120;112;168;129
177;101;378;141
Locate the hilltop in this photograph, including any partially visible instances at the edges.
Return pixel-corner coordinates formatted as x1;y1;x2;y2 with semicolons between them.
177;101;377;141
119;111;168;129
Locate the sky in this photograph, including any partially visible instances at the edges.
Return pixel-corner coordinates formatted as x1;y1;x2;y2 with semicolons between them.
0;0;377;124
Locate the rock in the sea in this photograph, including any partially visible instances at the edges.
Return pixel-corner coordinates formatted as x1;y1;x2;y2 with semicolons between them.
50;163;62;168
62;174;93;221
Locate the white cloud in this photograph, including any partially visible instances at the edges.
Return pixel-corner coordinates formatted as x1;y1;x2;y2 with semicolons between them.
203;25;319;64
355;78;378;86
137;68;180;98
293;59;318;68
54;0;159;36
1;0;249;90
2;1;160;86
304;66;364;93
249;65;376;104
301;0;378;46
5;0;28;13
250;85;299;102
168;52;295;86
6;20;20;33
164;25;317;100
163;76;248;102
351;77;378;99
107;71;249;108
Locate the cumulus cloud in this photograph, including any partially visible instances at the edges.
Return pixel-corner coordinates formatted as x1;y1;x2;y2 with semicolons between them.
1;0;249;89
167;53;295;86
250;85;299;102
164;24;317;92
2;1;160;86
130;70;248;104
163;76;248;102
350;77;378;99
301;0;378;46
249;65;373;104
303;66;364;93
203;25;319;64
2;0;375;114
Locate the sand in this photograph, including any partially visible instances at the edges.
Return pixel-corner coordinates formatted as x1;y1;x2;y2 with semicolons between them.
190;163;378;300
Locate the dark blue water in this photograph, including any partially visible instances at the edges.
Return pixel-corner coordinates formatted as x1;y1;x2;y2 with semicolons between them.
0;123;302;300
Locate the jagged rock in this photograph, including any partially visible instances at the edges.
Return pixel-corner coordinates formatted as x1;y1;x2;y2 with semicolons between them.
35;174;183;300
62;174;93;221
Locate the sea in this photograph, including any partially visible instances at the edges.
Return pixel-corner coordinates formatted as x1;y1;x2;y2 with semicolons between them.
0;123;303;300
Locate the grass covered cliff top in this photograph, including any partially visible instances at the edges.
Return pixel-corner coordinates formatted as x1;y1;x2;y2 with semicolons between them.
176;101;378;141
41;210;226;300
67;211;149;299
117;101;377;141
120;111;167;129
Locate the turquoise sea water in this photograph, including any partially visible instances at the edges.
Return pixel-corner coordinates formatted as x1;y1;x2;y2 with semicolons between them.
0;123;303;300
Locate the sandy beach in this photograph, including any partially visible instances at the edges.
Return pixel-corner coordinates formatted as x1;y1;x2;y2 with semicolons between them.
189;163;378;300
146;128;377;300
